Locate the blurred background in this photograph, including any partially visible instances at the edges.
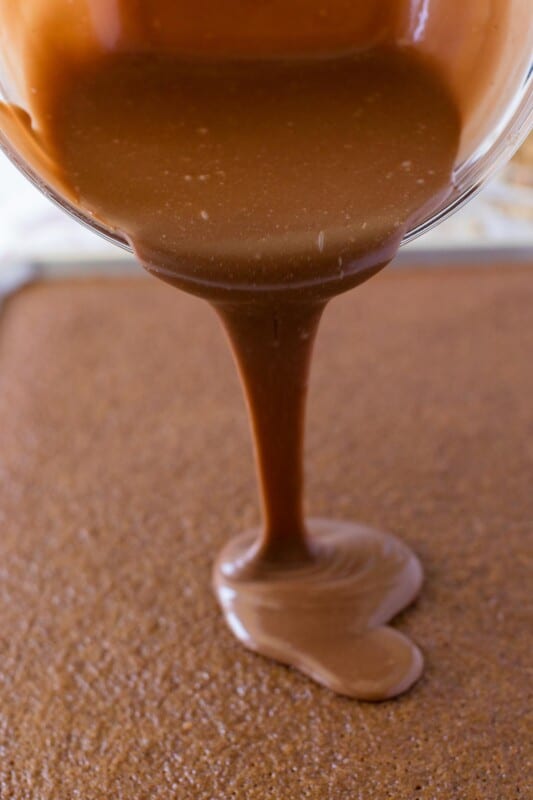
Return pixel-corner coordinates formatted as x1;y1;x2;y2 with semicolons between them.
0;135;532;274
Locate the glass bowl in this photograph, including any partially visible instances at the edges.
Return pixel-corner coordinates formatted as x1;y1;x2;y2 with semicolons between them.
0;1;532;256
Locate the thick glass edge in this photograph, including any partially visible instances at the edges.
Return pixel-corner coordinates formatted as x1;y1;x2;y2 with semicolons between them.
404;68;533;245
0;130;131;251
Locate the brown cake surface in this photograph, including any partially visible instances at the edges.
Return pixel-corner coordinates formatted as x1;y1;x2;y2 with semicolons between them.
0;265;531;799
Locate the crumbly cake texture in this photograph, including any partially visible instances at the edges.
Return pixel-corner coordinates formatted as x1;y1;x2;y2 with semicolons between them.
0;266;531;800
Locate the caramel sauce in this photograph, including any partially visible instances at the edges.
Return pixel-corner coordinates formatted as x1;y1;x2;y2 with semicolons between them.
0;2;467;699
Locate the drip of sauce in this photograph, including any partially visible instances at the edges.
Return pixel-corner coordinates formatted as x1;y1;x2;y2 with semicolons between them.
0;3;463;699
